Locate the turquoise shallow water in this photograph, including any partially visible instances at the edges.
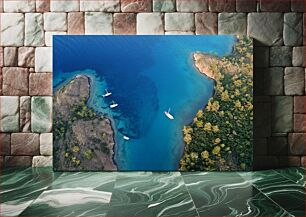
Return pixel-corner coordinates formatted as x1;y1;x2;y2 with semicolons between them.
53;36;236;170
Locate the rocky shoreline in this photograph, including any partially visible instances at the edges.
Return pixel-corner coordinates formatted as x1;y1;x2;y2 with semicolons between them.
193;51;238;81
180;36;253;171
193;52;219;80
53;75;117;171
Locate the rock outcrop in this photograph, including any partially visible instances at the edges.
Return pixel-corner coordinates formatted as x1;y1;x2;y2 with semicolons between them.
193;52;238;80
53;75;117;171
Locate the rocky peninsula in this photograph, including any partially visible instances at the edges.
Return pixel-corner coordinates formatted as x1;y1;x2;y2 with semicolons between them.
180;36;253;171
193;52;239;80
53;75;117;171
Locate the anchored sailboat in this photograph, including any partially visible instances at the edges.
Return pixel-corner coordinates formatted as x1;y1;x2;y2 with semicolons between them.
164;108;174;120
110;100;118;108
102;89;112;97
123;135;130;141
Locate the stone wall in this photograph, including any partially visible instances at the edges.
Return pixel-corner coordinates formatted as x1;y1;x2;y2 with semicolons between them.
0;0;305;169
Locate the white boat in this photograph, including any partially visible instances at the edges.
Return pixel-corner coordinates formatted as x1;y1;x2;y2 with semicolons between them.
164;108;174;120
102;89;112;97
123;136;130;140
110;101;118;109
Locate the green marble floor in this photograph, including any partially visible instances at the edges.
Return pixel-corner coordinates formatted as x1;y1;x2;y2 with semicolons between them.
0;168;305;217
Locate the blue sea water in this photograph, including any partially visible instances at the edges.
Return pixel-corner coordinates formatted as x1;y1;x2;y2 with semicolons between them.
53;35;236;171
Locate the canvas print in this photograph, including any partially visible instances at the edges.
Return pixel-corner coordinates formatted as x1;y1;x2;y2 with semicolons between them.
53;35;253;171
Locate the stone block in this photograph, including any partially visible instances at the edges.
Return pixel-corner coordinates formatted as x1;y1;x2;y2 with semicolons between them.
0;13;24;46
264;67;284;95
272;96;293;133
253;156;278;170
294;96;305;113
253;138;267;156
11;133;39;155
0;96;19;132
121;0;152;12
31;96;52;133
3;0;35;12
270;46;292;67
29;73;52;96
165;31;195;35
208;0;235;12
195;12;217;35
254;102;271;137
85;12;113;34
294;114;306;132
20;96;31;132
36;0;50;12
247;13;283;46
4;156;32;167
137;13;164;35
0;133;10;155
32;156;53;167
0;69;2;95
68;12;85;35
2;67;29;96
176;0;207;12
45;32;67;46
302;156;306;167
304;14;306;45
50;0;79;12
278;156;301;167
0;47;3;67
254;96;271;103
80;0;120;12
35;47;52;72
114;13;137;34
260;0;290;12
284;67;305;95
236;0;256;12
40;133;53;155
288;133;305;155
284;13;303;46
165;13;195;31
18;47;35;67
44;12;67;31
253;47;269;67
291;0;305;12
253;68;264;96
4;47;18;66
25;13;44;46
292;46;305;67
153;0;175;12
218;13;247;35
268;137;288;155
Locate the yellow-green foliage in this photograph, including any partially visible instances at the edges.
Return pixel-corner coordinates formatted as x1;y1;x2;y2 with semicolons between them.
71;99;96;120
72;146;80;153
71;156;81;166
180;36;253;171
84;149;94;160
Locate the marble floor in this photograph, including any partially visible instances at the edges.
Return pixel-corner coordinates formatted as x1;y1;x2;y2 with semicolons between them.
0;167;305;217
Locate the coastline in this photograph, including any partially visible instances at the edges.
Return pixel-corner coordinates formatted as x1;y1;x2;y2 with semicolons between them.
179;36;254;171
54;35;240;171
192;35;238;81
53;74;117;171
192;52;219;80
87;75;118;170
